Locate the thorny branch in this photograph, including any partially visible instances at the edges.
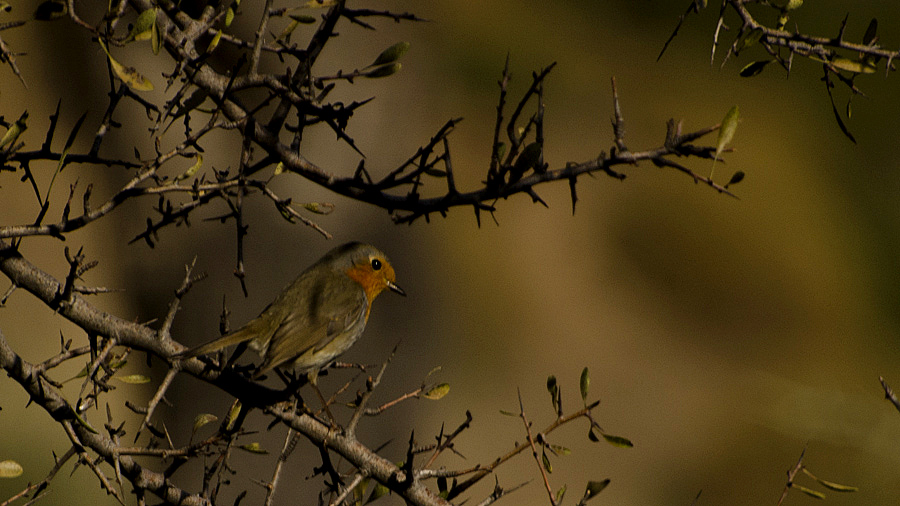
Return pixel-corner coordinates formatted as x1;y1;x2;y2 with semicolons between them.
0;0;774;504
660;0;900;142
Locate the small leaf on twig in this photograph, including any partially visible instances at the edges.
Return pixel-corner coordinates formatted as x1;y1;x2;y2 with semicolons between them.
125;9;156;42
369;42;410;67
547;375;559;414
801;468;858;492
0;111;27;149
192;413;218;433
98;40;154;91
725;171;745;188
367;483;389;503
711;105;739;179
739;60;771;77
116;374;151;384
549;444;571;456
734;27;764;54
364;62;401;78
541;449;552;473
302;202;334;215
206;30;223;54
225;400;242;431
239;443;268;454
174;154;202;182
792;484;825;499
0;460;23;478
863;18;878;46
555;484;566;503
580;367;590;404
424;383;450;400
601;434;633;448
583;479;610;501
829;57;876;74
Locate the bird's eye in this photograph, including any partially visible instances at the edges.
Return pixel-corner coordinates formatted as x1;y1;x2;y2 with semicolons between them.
371;258;382;270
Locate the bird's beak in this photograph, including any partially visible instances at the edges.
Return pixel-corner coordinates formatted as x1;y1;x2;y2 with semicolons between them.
387;281;406;296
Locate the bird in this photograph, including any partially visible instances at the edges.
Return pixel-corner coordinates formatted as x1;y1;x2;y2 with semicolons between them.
178;242;405;379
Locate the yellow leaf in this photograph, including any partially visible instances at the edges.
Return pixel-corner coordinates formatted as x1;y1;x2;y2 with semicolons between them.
174;153;202;182
116;374;151;384
423;383;450;400
831;57;876;74
99;40;154;91
206;30;222;54
0;460;23;478
239;442;268;454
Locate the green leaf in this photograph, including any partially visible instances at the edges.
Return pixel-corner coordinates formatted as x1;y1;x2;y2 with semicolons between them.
206;29;223;54
0;111;27;150
541;449;552;473
126;9;156;42
364;62;401;78
367;482;389;503
725;171;745;188
815;479;858;492
555;484;566;504
601;434;633;448
583;479;610;501
499;409;518;416
116;374;151;384
801;468;858;492
830;57;876;74
302;202;334;214
151;11;161;55
353;477;371;503
370;42;410;67
549;444;571;456
73;410;99;434
547;375;559;413
792;484;825;499
734;27;763;54
423;383;450;400
192;413;218;433
511;142;543;176
289;14;317;24
739;60;771;77
711;105;739;178
239;442;268;454
580;367;590;404
0;460;23;478
863;18;878;46
225;401;242;431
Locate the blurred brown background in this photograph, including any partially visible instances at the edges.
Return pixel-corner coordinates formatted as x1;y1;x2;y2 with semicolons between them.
2;1;900;505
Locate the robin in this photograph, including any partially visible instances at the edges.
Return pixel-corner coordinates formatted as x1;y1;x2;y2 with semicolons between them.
178;242;405;378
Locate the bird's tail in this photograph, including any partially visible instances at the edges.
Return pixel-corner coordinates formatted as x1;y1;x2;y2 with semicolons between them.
175;328;257;359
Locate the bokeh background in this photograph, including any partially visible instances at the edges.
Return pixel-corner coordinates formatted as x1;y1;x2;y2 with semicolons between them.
2;1;900;505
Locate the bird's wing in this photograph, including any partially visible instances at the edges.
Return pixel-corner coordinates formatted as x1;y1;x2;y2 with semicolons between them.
257;277;367;374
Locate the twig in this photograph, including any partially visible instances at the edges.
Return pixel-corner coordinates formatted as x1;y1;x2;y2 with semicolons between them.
880;376;900;415
517;388;556;506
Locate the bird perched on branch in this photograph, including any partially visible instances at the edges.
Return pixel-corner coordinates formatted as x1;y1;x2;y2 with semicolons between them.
178;242;405;379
